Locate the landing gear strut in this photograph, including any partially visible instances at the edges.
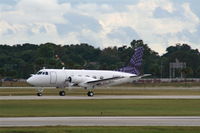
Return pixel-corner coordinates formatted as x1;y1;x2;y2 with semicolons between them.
59;91;66;96
87;91;94;97
36;88;44;96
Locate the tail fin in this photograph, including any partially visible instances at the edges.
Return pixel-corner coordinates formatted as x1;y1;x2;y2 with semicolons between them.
118;46;144;75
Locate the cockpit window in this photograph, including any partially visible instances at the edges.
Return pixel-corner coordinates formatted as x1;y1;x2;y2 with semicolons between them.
36;71;48;75
37;71;42;75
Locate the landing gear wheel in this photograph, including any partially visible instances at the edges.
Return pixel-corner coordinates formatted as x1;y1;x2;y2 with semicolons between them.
36;88;44;96
37;92;42;96
59;91;65;96
87;91;94;97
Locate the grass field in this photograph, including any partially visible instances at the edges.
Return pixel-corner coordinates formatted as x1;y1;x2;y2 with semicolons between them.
1;99;200;117
1;87;200;96
1;126;200;133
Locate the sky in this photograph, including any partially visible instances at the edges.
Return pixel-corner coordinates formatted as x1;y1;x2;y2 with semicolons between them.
0;0;200;54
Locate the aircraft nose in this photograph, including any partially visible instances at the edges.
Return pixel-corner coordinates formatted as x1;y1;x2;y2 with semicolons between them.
27;77;33;85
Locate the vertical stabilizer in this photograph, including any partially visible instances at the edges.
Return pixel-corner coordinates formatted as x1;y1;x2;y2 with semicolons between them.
118;47;144;75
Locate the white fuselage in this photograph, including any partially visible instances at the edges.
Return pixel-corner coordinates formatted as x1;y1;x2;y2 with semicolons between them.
27;69;137;89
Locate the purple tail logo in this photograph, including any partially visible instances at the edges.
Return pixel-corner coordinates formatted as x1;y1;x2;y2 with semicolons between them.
118;47;144;75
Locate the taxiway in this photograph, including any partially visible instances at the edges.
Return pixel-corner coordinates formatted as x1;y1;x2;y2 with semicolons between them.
1;116;200;127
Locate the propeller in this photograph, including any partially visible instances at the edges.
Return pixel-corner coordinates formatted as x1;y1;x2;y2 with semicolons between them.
65;76;73;91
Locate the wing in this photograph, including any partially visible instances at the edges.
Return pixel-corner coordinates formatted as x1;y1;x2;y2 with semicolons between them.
86;76;124;86
82;74;151;87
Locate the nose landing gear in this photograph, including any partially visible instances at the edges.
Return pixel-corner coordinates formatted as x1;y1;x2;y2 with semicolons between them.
36;88;44;96
37;92;43;96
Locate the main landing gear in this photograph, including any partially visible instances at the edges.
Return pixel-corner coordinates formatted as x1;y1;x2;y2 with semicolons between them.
87;91;94;97
36;88;94;97
59;91;66;96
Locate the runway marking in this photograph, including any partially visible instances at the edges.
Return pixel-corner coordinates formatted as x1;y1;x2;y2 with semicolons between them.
1;117;200;127
1;95;200;100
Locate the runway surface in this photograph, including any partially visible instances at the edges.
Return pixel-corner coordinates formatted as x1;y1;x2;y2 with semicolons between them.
1;86;200;90
1;95;200;100
1;116;200;127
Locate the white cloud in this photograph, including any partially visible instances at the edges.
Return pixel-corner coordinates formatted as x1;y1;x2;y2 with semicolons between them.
182;3;199;33
1;0;70;24
0;0;200;54
95;0;200;53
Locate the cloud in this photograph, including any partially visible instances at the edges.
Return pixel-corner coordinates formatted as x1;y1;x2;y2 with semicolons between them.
1;0;70;24
0;0;19;5
0;0;200;54
107;27;140;42
58;13;102;34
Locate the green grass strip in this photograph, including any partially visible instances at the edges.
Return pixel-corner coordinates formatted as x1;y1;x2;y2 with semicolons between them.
1;99;200;117
1;126;200;133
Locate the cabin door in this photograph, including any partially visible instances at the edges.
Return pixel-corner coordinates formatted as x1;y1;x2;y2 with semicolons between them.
50;71;57;84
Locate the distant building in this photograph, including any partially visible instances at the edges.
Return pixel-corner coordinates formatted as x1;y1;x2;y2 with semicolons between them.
169;59;186;78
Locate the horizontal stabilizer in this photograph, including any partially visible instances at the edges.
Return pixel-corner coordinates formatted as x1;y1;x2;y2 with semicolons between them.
130;74;151;78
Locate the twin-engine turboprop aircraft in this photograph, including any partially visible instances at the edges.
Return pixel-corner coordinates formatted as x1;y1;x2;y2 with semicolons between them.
27;47;150;96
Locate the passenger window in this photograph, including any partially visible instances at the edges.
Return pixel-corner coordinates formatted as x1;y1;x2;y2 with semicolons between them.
42;72;45;75
100;76;104;79
46;72;48;75
93;76;97;79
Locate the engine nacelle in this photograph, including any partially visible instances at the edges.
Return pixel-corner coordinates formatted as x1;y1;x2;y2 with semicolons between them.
68;76;93;83
68;76;84;83
67;76;94;87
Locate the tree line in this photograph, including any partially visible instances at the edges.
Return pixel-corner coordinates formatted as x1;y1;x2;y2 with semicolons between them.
0;40;199;79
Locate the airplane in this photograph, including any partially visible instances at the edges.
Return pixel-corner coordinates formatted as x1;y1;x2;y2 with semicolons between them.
27;46;150;96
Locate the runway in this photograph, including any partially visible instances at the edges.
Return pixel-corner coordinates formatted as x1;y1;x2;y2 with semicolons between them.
1;86;200;90
1;116;200;127
1;95;200;100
